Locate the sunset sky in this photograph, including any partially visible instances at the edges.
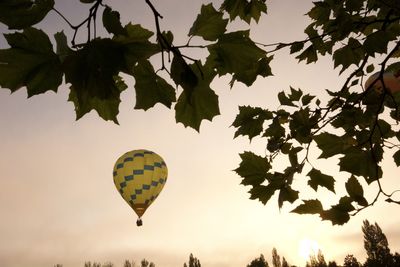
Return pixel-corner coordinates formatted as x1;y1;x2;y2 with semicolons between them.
0;1;399;267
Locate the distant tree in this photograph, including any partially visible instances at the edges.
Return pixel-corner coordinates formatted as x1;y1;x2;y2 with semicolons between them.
327;261;338;267
272;248;282;267
362;220;392;267
343;254;361;267
102;262;114;267
392;253;400;266
183;253;201;267
141;259;149;267
247;254;269;267
281;257;289;267
140;259;155;267
54;264;63;267
123;260;137;267
84;262;101;267
306;250;327;267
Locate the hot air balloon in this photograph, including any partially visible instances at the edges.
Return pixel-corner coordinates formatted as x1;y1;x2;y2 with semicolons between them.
365;70;400;94
113;149;168;226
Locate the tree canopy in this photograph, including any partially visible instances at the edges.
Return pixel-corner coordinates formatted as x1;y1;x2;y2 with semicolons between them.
0;0;399;225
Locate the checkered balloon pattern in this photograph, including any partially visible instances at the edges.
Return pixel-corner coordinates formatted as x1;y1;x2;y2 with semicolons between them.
113;149;168;220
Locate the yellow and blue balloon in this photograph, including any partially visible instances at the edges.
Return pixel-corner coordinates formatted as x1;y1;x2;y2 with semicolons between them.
113;149;168;226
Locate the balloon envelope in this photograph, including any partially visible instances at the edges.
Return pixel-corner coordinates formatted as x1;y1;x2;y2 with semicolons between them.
365;71;400;94
113;149;168;220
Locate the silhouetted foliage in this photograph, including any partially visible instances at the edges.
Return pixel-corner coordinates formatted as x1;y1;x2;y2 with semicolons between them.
247;254;269;267
362;220;392;267
1;0;399;225
344;254;361;267
272;248;282;267
183;253;201;267
281;257;289;267
306;250;327;267
392;253;400;267
140;259;155;267
123;260;136;267
84;262;101;267
54;221;400;267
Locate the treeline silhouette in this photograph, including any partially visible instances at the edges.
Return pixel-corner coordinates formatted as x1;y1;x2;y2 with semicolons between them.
53;220;400;267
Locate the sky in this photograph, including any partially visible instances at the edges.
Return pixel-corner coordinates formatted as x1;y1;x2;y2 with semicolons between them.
0;1;399;267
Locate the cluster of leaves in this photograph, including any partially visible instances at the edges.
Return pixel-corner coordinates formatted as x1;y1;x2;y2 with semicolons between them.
0;0;270;129
1;0;400;225
233;0;400;225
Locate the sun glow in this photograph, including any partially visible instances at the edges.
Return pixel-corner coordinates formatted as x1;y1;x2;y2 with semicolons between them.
299;238;320;260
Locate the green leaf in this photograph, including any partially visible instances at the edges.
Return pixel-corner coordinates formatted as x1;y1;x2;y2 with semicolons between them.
339;148;382;183
332;107;364;131
232;106;272;140
320;208;350;225
364;31;391;56
290;108;316;143
345;175;368;206
366;64;375;73
374;120;394;139
220;0;267;24
350;79;359;87
68;75;127;124
0;27;62;96
160;30;174;49
235;151;270;186
170;53;198;98
54;31;72;63
278;91;296;107
289;87;302;101
63;38;126;123
103;6;125;35
133;60;176;110
296;45;318;64
337;196;356;212
248;184;276;205
280;143;292;154
278;186;299;209
290;42;305;54
333;38;364;73
301;94;315;106
0;0;54;29
263;116;286;140
345;0;364;12
314;132;346;158
174;61;220;131
320;197;354;225
208;30;272;86
291;199;323;214
307;1;330;22
288;148;299;166
113;23;159;70
307;168;335;193
393;150;400;167
189;3;228;41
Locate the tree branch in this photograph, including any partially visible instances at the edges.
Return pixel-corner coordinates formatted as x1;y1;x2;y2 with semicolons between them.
52;0;103;47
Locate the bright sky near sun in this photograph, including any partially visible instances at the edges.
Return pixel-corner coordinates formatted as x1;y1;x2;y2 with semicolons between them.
0;1;399;267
